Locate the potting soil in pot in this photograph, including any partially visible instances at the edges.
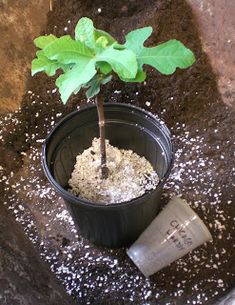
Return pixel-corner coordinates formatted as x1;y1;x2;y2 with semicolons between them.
68;138;159;204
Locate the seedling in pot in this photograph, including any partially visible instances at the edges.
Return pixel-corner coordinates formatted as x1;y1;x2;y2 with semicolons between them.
32;17;195;179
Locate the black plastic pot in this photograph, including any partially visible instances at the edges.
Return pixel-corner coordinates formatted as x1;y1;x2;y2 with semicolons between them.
42;103;174;248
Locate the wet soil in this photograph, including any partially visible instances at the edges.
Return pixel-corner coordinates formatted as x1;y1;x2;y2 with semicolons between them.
0;0;234;304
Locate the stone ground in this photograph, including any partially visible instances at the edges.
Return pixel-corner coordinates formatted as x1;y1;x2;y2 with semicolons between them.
0;0;234;304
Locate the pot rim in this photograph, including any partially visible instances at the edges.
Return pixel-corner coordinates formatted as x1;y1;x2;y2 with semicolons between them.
42;102;174;209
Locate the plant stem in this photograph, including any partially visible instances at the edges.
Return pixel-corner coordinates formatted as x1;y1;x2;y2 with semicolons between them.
95;96;109;179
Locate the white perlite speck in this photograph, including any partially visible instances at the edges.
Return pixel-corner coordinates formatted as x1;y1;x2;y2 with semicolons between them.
68;138;159;204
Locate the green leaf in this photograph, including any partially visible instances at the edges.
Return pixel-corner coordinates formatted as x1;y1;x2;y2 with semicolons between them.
95;36;109;49
85;75;101;99
31;50;69;76
85;74;112;99
43;35;93;64
113;43;126;50
101;74;112;85
97;62;112;74
75;17;117;51
75;17;95;49
94;36;109;55
120;69;146;83
124;27;153;55
124;28;195;76
96;44;137;79
56;59;96;103
121;27;152;82
31;18;196;103
138;39;196;75
94;29;116;45
86;85;101;99
34;34;57;49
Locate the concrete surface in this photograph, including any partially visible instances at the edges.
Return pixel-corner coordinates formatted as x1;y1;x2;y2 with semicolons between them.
187;0;235;107
0;0;49;113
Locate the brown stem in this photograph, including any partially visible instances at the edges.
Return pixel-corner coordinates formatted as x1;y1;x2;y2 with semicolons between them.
95;96;109;179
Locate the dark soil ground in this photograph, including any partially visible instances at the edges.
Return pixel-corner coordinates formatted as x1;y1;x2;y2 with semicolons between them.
0;0;234;304
0;203;76;305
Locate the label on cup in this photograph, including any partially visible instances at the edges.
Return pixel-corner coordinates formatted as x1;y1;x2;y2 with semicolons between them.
165;219;193;250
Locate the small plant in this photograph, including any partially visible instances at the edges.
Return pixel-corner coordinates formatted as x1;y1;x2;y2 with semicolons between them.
32;17;195;179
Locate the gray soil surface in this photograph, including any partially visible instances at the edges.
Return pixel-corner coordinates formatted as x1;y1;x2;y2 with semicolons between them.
69;138;159;204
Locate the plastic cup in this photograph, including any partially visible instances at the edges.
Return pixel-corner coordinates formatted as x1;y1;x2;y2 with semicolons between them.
127;196;212;277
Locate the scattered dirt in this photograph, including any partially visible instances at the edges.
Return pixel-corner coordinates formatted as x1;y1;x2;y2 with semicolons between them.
0;0;234;304
68;138;159;204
